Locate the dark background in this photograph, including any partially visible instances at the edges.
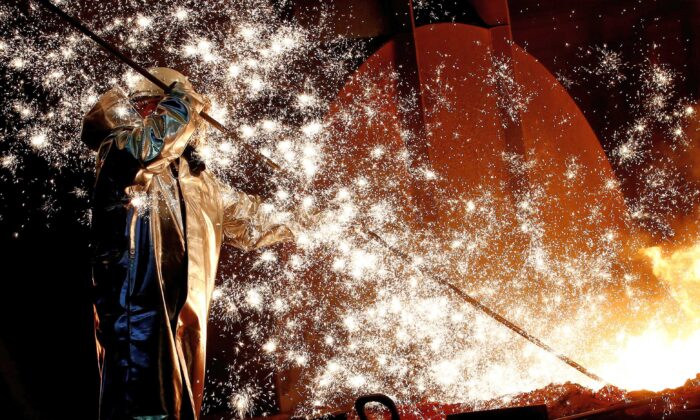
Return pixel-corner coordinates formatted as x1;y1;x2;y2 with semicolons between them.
1;0;699;418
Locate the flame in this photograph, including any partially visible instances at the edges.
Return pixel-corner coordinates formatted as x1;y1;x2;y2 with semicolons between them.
597;326;700;391
596;244;700;391
642;244;700;319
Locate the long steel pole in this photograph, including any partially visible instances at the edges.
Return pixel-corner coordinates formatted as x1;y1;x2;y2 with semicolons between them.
34;0;607;384
362;231;606;383
36;0;281;172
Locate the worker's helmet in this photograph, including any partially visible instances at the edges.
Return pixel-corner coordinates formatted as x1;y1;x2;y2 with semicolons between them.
129;67;193;100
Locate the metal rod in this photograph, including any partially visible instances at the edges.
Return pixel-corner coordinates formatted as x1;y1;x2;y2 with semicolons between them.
363;230;607;384
35;0;606;385
35;0;281;172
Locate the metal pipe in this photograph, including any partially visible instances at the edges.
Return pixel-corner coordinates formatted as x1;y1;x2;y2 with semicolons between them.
362;230;607;384
35;0;282;172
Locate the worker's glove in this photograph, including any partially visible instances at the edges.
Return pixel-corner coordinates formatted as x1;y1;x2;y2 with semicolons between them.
168;81;207;115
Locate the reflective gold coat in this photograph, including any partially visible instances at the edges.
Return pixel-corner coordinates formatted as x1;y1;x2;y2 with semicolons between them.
83;83;293;419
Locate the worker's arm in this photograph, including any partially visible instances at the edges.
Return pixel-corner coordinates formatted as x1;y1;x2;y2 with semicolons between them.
220;187;295;252
219;182;310;252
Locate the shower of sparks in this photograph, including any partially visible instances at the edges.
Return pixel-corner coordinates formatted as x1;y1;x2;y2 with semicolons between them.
1;1;700;418
487;54;533;124
580;46;626;88
574;46;700;237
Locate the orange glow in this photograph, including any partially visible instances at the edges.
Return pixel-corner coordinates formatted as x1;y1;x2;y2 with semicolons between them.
596;244;700;391
597;326;700;391
643;244;700;319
